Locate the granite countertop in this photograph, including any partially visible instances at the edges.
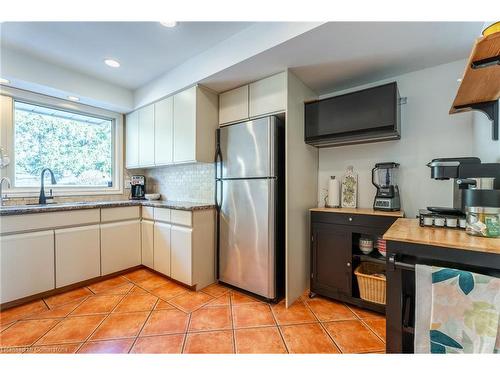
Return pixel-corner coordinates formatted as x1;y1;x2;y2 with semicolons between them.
0;200;215;216
383;218;500;255
310;207;405;218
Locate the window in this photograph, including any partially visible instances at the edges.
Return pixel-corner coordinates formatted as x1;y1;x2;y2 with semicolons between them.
13;101;115;188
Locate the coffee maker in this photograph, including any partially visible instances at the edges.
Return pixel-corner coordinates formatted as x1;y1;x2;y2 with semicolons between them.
426;157;500;213
130;175;146;200
372;162;401;211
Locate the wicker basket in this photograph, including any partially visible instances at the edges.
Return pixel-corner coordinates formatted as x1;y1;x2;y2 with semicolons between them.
354;262;386;305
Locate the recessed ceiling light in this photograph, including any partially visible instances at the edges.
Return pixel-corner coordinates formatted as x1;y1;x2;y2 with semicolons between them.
160;21;177;28
0;78;10;85
104;58;120;68
68;96;80;102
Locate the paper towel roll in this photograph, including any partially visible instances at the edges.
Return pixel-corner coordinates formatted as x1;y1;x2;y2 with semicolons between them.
327;176;340;208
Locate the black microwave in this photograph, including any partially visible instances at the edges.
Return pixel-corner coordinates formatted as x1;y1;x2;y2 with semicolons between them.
305;82;401;148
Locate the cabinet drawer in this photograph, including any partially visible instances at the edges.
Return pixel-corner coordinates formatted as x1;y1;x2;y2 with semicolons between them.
154;207;171;223
101;206;140;222
142;206;154;220
1;209;100;234
170;210;192;227
311;211;397;231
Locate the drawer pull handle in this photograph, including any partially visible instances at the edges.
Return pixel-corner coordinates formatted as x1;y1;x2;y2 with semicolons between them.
348;217;353;222
347;262;351;267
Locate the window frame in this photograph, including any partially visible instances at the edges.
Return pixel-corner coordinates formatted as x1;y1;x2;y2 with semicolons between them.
0;87;124;197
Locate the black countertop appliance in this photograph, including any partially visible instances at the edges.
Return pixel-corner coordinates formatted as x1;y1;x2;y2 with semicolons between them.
426;157;500;214
130;175;146;200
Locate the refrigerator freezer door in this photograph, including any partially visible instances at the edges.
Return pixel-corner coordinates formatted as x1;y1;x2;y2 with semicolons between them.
219;117;274;178
219;178;275;298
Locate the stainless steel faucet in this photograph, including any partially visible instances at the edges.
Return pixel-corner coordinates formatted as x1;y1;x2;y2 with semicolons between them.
39;168;57;205
0;177;11;206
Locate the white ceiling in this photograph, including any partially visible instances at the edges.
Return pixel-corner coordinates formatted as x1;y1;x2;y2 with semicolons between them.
201;22;484;94
0;21;485;112
0;22;253;90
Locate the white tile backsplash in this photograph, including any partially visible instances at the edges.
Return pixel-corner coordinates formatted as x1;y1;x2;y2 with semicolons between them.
144;163;214;203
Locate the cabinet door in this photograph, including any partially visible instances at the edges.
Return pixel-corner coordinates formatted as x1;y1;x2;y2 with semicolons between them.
249;72;286;118
171;225;192;286
141;220;154;269
55;225;100;288
154;222;171;277
173;86;196;163
0;231;54;304
125;110;139;168
311;223;352;296
101;220;141;275
154;96;173;165
138;104;155;167
219;85;249;125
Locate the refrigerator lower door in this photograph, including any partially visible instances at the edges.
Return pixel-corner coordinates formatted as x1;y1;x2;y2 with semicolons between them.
219;178;275;298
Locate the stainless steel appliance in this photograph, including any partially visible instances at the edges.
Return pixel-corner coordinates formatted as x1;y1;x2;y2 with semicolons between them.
215;116;285;301
426;157;500;237
130;175;146;200
372;162;401;211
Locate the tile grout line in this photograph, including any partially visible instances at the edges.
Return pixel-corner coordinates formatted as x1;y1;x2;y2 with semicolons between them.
29;295;92;348
301;297;343;353
229;292;237;354
358;318;386;345
268;301;289;354
126;302;158;353
180;313;192;353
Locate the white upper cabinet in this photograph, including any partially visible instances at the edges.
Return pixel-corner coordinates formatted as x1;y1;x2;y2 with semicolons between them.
173;86;197;163
125;85;217;169
125;110;139;168
154;96;173;165
249;72;286;118
219;85;249;125
173;86;218;164
138;104;155;167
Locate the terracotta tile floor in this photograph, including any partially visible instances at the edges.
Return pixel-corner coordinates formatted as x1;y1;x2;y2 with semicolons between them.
0;268;386;354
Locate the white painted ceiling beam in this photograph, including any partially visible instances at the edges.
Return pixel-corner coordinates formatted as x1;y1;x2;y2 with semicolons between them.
133;22;324;109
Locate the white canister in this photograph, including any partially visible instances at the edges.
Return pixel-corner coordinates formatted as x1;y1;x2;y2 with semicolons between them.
434;217;445;227
327;176;340;208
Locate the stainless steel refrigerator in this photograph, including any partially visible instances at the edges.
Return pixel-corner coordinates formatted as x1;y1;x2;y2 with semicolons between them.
215;116;284;301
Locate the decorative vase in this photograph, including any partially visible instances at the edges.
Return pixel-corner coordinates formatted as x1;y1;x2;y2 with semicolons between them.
341;166;358;208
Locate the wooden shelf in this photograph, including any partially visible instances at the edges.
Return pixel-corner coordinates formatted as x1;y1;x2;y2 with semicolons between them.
451;32;500;110
352;250;387;265
450;32;500;140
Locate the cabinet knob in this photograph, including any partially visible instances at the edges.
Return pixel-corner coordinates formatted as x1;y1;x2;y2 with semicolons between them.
347;262;351;267
348;217;353;222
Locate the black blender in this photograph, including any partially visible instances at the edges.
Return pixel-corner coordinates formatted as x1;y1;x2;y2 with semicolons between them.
372;162;401;211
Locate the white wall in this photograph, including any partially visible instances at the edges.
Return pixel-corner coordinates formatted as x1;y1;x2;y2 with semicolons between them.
472;110;500;163
318;59;499;218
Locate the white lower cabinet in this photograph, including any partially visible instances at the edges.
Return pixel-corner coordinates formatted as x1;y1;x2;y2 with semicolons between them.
0;230;55;304
141;220;154;269
171;225;193;286
55;225;101;288
153;222;171;277
100;220;141;275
